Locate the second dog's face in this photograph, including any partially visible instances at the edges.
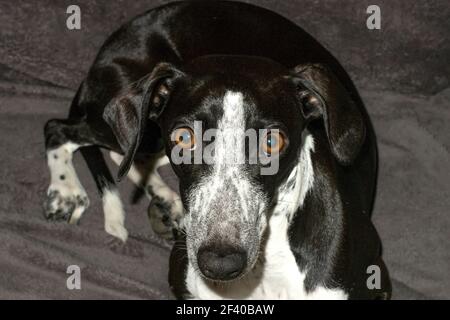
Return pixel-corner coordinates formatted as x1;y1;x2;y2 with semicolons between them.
158;56;308;281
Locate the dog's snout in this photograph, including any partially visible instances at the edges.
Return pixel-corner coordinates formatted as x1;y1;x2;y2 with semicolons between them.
197;245;247;281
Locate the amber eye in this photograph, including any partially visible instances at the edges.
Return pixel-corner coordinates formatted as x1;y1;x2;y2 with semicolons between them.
172;127;196;149
262;130;286;156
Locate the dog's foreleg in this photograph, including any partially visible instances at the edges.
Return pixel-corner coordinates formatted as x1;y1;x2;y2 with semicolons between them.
101;187;128;242
44;118;129;241
110;151;183;239
146;155;184;238
80;147;128;242
44;142;90;224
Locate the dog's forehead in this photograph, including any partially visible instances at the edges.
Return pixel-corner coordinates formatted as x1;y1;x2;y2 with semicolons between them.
177;83;297;130
185;55;288;77
172;57;300;125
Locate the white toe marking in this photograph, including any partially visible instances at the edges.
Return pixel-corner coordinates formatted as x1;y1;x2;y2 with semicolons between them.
103;188;128;242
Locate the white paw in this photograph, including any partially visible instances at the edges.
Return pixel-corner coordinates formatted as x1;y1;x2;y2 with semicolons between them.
147;192;183;239
44;184;89;223
103;189;128;242
105;220;128;242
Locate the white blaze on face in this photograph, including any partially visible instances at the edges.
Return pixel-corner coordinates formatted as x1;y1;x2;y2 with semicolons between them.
188;91;263;229
216;91;246;167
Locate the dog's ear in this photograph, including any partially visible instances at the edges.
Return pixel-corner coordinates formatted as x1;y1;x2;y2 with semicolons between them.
103;62;184;180
291;63;366;165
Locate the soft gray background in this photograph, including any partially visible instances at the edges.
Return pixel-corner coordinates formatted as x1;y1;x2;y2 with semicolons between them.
0;0;448;299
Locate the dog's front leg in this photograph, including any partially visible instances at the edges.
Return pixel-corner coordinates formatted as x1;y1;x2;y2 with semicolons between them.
110;151;183;239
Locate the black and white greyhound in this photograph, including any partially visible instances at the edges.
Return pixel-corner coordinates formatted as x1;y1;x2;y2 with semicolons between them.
43;1;391;299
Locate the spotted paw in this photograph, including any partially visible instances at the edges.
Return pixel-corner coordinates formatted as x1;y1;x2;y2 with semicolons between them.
147;196;181;240
43;188;89;224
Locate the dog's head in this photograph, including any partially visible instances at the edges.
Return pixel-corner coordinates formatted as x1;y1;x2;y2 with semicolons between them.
104;55;365;281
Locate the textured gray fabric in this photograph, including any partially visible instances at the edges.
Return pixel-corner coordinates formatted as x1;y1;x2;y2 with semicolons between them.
0;0;448;95
0;0;448;299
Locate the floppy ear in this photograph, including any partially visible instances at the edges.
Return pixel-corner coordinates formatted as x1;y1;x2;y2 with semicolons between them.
103;62;183;180
291;63;366;165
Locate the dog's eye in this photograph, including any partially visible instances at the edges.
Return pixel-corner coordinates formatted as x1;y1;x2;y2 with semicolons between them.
172;127;196;149
262;130;286;156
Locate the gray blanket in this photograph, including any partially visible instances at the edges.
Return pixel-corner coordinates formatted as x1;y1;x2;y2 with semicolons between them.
0;0;448;299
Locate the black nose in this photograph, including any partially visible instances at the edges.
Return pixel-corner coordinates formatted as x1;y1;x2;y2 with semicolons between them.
197;245;247;281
